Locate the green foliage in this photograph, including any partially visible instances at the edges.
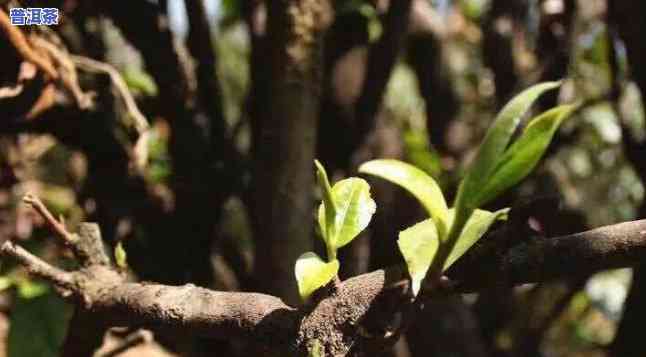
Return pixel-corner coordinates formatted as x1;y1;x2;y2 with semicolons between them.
359;159;448;237
294;252;339;300
294;161;375;301
398;219;439;295
301;87;572;299
146;127;171;183
122;68;158;97
442;208;509;270
115;241;128;269
475;104;579;206
315;161;376;260
454;81;562;218
360;82;573;296
317;178;376;255
396;208;507;295
445;82;568;275
315;160;337;251
8;287;72;357
16;278;49;299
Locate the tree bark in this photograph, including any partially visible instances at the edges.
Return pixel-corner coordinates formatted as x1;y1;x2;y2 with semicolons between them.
4;196;646;356
250;0;334;304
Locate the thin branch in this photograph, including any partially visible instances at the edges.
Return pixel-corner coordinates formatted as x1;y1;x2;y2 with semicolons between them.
0;9;58;79
70;55;152;171
23;195;110;267
70;55;150;134
28;36;95;110
23;194;77;244
0;241;75;292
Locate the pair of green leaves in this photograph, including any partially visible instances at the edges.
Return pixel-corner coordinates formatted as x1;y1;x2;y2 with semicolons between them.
454;81;578;216
395;208;508;295
358;160;508;295
295;161;376;300
360;81;577;296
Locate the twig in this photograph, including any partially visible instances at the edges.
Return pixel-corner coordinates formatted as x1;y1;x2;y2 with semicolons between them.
71;55;150;134
0;9;58;79
28;36;95;110
23;194;77;244
0;84;24;99
70;55;152;171
23;194;110;267
0;240;75;293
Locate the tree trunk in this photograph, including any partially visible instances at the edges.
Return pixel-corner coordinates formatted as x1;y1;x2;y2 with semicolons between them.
250;0;333;304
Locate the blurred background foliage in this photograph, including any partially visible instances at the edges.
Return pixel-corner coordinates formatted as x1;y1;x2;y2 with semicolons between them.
0;0;645;356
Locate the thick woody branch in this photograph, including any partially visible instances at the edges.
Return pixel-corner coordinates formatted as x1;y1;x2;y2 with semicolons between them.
3;196;646;356
1;237;299;354
88;282;298;350
449;219;646;292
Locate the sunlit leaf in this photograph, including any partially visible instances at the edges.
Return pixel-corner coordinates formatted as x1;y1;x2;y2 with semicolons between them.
442;208;509;271
294;252;339;301
398;219;439;296
475;104;578;206
318;178;376;251
359;159;448;236
455;81;562;216
115;241;128;269
315;160;337;247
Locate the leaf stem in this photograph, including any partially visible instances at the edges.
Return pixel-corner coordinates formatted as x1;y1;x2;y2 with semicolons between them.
430;207;471;274
327;246;337;262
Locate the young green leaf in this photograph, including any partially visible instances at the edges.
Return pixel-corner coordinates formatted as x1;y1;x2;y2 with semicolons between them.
294;252;340;301
359;159;448;236
309;340;324;357
398;219;439;296
474;104;578;206
315;160;336;245
114;241;128;269
455;81;562;215
317;178;376;252
442;208;509;271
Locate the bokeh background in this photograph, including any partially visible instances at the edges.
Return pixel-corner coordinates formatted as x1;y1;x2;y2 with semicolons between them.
0;0;645;356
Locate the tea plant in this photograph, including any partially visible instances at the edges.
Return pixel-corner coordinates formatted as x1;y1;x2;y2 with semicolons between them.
295;81;578;300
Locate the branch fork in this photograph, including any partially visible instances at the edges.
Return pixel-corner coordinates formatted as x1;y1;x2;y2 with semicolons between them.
3;195;646;356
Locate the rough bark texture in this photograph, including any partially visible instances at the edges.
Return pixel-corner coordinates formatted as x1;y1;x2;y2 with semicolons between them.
4;196;646;356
